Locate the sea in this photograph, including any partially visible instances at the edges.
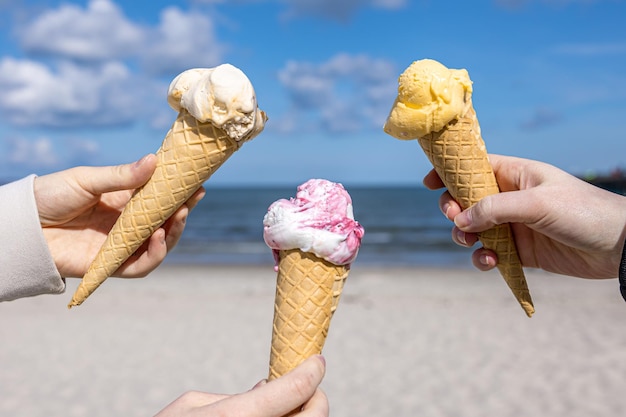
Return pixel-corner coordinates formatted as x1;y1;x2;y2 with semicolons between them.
166;185;474;269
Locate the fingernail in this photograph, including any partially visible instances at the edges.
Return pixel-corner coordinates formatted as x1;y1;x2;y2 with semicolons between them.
316;354;326;366
455;229;467;245
479;254;490;266
134;154;151;168
442;203;451;219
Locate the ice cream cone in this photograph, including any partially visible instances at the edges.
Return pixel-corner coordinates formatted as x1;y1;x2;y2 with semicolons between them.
417;103;534;317
268;249;349;380
68;108;265;308
384;59;534;317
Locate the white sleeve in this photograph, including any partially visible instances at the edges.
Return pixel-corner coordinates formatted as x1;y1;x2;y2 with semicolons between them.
0;175;65;301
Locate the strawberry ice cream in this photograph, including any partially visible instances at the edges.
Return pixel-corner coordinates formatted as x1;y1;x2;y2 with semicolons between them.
263;179;364;268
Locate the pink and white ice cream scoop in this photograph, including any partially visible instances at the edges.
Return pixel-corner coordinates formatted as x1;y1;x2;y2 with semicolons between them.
263;178;364;269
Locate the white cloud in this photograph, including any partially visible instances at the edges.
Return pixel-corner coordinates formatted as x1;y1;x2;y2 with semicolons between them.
16;0;223;75
276;53;397;133
18;0;144;62
0;0;227;128
64;137;101;166
0;57;140;127
6;136;59;168
2;134;101;174
141;6;223;75
68;138;100;155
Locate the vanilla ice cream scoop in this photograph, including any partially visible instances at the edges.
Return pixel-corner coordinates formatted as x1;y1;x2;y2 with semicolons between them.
168;63;265;142
384;59;473;140
263;179;364;267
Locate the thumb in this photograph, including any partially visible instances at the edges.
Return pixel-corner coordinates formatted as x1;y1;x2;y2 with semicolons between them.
210;355;326;417
253;355;326;415
276;354;326;403
454;190;534;233
81;154;157;195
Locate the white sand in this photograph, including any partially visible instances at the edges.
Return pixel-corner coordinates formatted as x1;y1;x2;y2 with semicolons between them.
1;265;626;417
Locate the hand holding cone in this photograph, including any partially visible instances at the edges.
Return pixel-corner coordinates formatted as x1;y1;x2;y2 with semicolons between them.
384;59;534;317
68;64;266;308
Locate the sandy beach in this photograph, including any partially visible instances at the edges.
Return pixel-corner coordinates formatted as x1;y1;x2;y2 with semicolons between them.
2;264;626;417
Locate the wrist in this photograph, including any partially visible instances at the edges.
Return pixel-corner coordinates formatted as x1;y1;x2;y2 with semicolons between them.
32;175;51;226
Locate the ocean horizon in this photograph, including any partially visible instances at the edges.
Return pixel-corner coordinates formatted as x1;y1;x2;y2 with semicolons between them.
166;185;475;269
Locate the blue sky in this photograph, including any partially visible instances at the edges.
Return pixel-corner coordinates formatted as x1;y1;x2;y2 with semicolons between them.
0;0;625;185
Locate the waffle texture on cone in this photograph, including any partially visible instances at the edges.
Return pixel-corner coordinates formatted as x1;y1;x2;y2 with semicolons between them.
68;110;241;307
419;107;534;317
268;249;348;380
384;59;534;317
263;179;364;379
69;64;266;308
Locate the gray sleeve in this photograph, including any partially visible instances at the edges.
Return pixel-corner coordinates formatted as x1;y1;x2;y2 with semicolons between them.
0;175;65;301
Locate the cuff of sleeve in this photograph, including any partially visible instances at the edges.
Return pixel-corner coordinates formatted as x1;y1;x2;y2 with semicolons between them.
0;175;66;301
618;242;626;301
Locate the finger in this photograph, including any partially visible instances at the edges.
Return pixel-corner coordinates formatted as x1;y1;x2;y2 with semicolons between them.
260;355;326;415
454;190;541;234
212;355;326;417
472;247;498;271
153;391;227;417
115;228;167;278
179;390;229;406
439;191;462;221
78;154;157;196
487;154;529;192
186;186;206;211
422;168;444;190
451;226;479;247
113;186;205;276
163;205;189;252
298;388;329;416
159;186;206;252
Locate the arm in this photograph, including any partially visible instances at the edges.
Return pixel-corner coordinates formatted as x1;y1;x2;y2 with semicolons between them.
0;175;65;301
424;154;626;279
154;355;328;417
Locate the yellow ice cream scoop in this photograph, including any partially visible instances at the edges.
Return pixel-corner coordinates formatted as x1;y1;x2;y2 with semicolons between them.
384;59;473;140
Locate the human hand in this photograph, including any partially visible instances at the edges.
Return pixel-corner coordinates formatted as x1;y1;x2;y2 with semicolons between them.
34;154;205;278
154;355;328;417
424;154;626;279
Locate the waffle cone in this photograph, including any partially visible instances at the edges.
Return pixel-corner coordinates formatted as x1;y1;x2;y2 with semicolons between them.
268;249;348;380
417;103;534;317
68;109;242;308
